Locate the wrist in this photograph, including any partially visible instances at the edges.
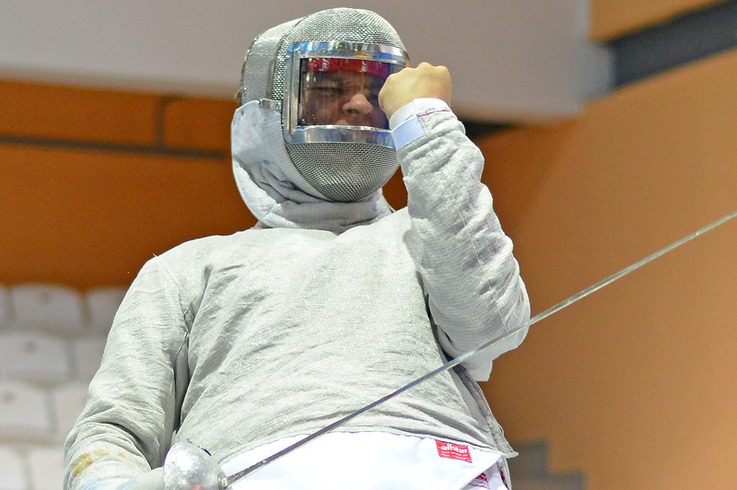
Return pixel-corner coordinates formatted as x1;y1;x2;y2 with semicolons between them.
390;99;452;150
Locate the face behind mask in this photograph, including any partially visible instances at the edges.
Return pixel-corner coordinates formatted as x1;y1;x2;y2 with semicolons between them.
297;58;390;128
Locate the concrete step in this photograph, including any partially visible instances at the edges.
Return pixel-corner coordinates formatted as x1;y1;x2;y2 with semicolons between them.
508;441;585;490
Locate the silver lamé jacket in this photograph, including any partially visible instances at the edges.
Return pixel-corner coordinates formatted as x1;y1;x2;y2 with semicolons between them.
64;99;531;489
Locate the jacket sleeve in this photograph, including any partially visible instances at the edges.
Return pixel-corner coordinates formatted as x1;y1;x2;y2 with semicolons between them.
64;257;190;490
394;100;531;381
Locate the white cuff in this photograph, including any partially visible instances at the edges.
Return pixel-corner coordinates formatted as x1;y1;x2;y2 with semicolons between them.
390;98;452;149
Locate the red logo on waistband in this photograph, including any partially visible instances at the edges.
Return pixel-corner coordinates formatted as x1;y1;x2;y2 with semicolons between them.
435;440;473;463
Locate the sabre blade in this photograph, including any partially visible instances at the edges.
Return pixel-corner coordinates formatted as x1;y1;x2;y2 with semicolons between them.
224;208;737;487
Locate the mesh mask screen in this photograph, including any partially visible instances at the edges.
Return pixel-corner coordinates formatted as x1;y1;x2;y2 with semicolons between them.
286;142;399;202
284;47;406;202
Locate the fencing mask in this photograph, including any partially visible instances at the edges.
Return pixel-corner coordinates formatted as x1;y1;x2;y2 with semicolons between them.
239;8;409;202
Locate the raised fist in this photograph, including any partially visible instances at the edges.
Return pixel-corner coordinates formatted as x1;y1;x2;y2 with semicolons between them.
379;62;452;119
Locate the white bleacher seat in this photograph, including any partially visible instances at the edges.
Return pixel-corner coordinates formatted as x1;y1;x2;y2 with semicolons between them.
0;332;72;385
52;383;89;444
0;381;53;441
28;446;65;490
0;446;28;490
86;287;127;334
10;284;85;334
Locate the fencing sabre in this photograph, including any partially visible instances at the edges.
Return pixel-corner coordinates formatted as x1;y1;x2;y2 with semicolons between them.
163;207;737;490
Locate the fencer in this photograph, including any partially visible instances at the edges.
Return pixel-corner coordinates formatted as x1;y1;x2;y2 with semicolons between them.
64;8;530;490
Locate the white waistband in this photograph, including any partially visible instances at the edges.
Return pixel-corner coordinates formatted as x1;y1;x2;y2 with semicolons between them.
220;431;506;490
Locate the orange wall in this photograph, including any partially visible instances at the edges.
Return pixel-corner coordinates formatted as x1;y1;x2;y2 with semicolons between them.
0;81;252;288
0;145;250;287
5;0;726;288
479;49;737;489
0;79;408;289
